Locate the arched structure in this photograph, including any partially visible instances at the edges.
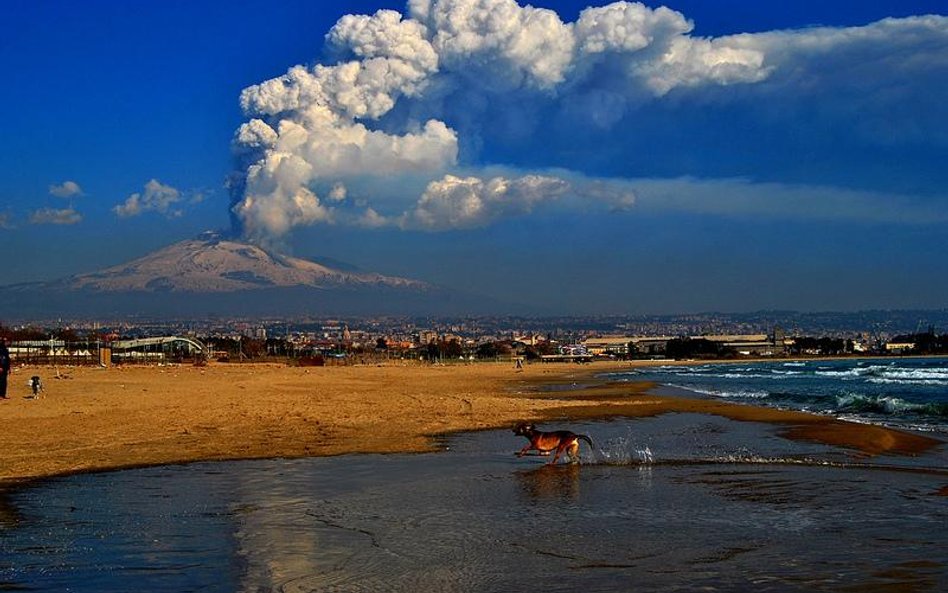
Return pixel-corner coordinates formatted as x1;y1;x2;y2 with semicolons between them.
111;336;206;361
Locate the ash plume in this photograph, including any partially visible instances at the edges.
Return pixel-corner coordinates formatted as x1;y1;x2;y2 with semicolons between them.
228;0;948;244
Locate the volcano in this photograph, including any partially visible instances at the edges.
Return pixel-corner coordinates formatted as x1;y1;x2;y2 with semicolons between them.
1;232;500;319
66;232;430;293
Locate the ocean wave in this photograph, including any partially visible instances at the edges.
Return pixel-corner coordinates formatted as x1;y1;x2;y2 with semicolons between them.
815;369;869;378
668;383;770;399
714;373;777;379
867;377;948;386
872;368;948;380
834;393;948;418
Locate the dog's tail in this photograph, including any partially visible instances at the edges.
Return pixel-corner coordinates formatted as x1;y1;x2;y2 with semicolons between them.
577;434;594;448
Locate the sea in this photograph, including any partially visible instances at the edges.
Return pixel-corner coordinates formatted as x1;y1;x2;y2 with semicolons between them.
613;356;948;434
0;358;946;592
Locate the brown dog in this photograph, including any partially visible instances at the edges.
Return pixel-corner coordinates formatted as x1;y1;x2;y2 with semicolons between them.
513;422;593;465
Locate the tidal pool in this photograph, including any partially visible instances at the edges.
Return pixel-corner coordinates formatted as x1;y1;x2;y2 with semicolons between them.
1;415;946;592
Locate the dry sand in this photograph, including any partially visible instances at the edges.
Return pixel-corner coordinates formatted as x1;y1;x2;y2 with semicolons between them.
0;360;941;484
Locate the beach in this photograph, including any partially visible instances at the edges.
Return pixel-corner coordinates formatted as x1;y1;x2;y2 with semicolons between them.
3;359;947;592
0;360;941;484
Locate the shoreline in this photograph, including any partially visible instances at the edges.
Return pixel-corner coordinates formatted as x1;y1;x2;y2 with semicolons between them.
0;360;943;488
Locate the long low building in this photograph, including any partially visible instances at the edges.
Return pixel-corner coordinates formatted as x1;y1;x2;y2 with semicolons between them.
583;336;677;357
584;333;790;357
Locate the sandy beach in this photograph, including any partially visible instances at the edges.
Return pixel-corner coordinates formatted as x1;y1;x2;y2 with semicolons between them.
0;360;941;484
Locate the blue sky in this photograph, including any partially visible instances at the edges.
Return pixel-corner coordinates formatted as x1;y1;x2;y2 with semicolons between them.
1;0;947;314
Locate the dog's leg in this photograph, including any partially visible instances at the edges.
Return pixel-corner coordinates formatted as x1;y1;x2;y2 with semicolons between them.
549;444;566;465
567;441;580;463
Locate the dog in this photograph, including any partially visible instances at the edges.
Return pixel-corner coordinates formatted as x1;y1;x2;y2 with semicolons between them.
30;375;43;397
513;422;593;465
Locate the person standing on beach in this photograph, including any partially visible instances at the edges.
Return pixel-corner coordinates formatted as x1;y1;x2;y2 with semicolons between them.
0;338;10;399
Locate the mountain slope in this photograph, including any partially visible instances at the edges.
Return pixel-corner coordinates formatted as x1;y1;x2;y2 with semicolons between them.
0;233;519;318
66;233;428;293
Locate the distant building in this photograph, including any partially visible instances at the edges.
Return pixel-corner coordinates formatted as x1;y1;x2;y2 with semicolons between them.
885;341;915;353
583;337;633;356
631;336;676;357
112;336;206;361
695;332;791;356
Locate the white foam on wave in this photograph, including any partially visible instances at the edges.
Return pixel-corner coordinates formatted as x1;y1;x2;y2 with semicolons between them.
872;367;948;380
816;369;866;378
868;377;948;386
669;383;770;399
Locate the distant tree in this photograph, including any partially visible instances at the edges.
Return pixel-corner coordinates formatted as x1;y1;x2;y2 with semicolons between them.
241;338;266;359
376;337;388;350
523;340;557;360
424;341;440;361
53;328;80;343
265;338;290;356
910;330;937;354
789;336;846;356
534;341;558;356
666;338;731;359
7;326;45;341
440;338;463;359
476;341;500;359
891;328;948;355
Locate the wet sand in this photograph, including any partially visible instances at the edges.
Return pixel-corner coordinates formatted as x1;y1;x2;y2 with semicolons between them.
0;360;941;484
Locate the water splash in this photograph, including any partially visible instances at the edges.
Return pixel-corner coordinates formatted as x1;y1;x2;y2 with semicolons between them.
592;428;654;466
638;445;654;464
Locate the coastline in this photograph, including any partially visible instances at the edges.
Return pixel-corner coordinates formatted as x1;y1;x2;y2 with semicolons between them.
0;359;943;486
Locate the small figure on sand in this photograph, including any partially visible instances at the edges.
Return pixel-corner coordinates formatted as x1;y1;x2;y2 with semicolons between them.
515;357;524;371
0;338;10;400
29;375;43;398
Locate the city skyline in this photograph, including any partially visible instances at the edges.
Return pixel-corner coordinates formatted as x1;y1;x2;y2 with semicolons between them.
2;0;947;315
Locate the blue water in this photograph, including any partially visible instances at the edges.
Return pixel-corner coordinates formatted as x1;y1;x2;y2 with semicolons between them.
614;357;948;433
1;416;946;592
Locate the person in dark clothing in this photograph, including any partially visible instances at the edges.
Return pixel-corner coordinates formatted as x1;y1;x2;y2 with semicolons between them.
0;338;10;399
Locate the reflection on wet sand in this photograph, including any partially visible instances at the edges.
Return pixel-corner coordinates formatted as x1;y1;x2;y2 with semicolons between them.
229;473;336;593
516;464;582;502
0;490;22;529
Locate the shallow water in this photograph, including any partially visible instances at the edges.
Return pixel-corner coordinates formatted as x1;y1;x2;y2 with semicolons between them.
1;415;946;592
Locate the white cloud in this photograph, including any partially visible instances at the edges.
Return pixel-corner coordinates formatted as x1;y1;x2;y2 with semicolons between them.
415;0;576;89
233;152;333;244
234;10;458;242
327;9;439;86
0;212;12;229
29;207;82;225
328;182;348;202
574;3;690;54
400;174;568;230
571;2;768;95
229;1;948;239
358;207;389;228
48;180;83;198
113;179;184;218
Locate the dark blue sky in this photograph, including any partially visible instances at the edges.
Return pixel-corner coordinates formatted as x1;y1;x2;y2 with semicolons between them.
1;0;946;314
